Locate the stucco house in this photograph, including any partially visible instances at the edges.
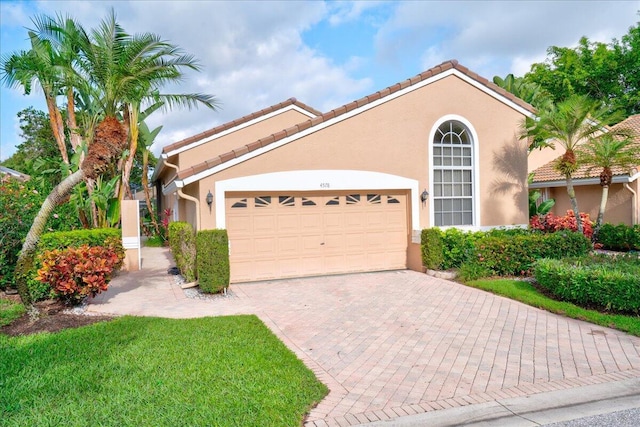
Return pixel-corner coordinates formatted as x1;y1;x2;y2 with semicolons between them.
153;60;535;283
530;114;640;225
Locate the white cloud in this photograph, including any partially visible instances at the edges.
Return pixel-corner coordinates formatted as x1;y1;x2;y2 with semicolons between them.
376;1;639;78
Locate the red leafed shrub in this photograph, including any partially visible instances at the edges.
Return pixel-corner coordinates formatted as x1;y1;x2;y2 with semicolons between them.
36;245;124;304
530;210;594;239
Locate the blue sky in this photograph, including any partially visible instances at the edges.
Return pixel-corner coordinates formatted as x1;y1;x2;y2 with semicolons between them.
1;1;638;161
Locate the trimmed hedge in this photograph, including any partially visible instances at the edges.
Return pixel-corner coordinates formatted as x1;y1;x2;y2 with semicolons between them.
596;223;640;251
168;222;197;282
421;228;443;269
534;254;640;313
196;229;230;293
28;228;124;301
473;231;591;277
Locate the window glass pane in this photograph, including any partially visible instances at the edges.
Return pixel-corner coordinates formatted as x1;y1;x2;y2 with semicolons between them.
463;212;473;224
463;184;472;196
463;170;472;182
434;184;442;197
453;212;463;225
444;170;452;182
463;199;473;210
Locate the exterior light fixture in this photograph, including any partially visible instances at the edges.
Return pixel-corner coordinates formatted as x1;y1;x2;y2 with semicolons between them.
206;190;213;211
420;189;429;203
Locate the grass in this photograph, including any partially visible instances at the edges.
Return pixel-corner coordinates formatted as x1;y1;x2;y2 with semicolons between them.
0;298;25;327
0;315;328;427
144;235;165;247
466;278;640;337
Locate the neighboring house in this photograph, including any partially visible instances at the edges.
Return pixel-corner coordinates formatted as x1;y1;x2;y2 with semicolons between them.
530;114;640;225
154;60;535;283
0;166;30;182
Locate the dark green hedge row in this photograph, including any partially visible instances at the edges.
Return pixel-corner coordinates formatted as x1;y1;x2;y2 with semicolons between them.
534;255;640;313
596;223;640;251
421;227;591;279
196;229;230;293
168;222;197;282
29;228;124;301
473;231;592;277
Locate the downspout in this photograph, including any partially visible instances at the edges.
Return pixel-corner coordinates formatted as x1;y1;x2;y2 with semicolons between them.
624;182;637;225
163;158;201;230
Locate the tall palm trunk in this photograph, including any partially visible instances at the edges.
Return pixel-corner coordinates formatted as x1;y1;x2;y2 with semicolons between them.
14;115;128;307
45;94;69;165
565;174;583;233
14;169;85;306
120;105;138;201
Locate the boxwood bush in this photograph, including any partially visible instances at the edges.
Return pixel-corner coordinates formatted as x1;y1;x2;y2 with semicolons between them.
168;222;197;282
534;254;640;313
196;229;230;293
473;231;591;277
595;223;640;251
421;228;443;269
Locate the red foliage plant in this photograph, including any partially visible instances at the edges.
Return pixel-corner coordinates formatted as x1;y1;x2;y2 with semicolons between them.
530;210;594;239
36;244;124;304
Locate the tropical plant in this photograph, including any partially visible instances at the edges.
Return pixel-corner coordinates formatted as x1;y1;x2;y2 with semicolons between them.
521;95;619;233
493;73;554;112
528;190;555;218
137;101;164;235
578;130;639;230
2;10;217;307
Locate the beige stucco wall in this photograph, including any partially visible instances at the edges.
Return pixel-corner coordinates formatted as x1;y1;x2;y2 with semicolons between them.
549;183;635;225
191;74;529;233
178;109;314;171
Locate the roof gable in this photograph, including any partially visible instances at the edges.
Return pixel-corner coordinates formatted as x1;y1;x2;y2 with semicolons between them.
162;97;321;156
166;59;536;192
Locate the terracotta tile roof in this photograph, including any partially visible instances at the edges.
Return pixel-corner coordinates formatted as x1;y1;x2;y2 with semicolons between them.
161;97;322;154
177;59;536;181
532;114;640;183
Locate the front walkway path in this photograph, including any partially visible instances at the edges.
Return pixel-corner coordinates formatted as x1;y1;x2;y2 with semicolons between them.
88;246;640;426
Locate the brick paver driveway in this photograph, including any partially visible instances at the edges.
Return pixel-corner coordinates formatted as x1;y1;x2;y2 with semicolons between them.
234;270;640;426
90;253;640;427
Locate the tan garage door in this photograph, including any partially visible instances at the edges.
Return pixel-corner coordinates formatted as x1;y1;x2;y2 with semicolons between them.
226;191;408;282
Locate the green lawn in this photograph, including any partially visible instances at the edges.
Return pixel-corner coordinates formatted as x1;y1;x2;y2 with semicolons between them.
0;315;328;427
0;299;25;327
466;279;640;337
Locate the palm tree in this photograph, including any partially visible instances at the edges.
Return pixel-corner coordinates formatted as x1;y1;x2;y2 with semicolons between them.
1;30;70;164
78;11;218;201
578;130;639;230
493;73;553;113
8;10;217;307
521;95;620;233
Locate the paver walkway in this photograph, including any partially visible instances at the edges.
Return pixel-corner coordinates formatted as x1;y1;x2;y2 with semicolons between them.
88;247;640;426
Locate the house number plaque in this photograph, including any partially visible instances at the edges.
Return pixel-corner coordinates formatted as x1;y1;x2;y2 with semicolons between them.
320;182;330;188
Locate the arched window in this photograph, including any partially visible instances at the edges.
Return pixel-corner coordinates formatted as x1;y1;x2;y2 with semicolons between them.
432;120;473;226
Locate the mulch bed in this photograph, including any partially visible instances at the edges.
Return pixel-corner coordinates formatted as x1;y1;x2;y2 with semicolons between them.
1;295;115;337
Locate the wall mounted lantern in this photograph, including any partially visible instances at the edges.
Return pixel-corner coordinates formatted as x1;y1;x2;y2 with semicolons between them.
206;190;213;211
420;189;429;203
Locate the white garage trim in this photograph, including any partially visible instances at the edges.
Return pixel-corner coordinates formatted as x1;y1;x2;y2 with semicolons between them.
215;170;419;230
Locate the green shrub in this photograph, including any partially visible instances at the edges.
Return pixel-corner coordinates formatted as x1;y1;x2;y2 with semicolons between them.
421;228;443;269
474;231;591;277
27;228;124;301
441;228;484;269
596;223;640;251
37;245;124;305
145;235;165;247
196;229;230;293
168;222;197;282
534;254;640;313
0;176;81;290
457;261;491;282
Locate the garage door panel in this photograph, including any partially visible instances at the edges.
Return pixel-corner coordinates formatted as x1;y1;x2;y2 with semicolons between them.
253;215;277;234
254;237;276;255
278;236;299;254
227;192;408;282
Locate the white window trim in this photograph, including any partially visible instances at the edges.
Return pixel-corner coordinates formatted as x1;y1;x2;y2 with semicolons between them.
428;115;481;227
214;170;419;231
